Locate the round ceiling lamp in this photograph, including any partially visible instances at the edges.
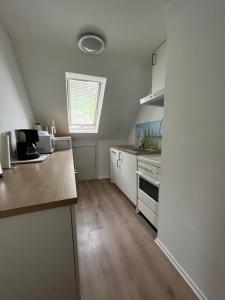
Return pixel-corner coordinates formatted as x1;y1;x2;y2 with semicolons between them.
78;34;105;54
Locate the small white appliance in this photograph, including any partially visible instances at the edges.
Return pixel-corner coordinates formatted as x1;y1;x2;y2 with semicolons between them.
136;155;161;229
36;131;55;154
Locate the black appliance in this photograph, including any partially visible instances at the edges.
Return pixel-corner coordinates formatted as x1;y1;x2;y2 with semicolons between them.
15;129;40;160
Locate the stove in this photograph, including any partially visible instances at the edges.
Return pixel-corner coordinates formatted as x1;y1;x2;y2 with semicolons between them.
136;154;161;229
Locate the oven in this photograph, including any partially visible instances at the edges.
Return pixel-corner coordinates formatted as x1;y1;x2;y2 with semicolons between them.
136;157;161;229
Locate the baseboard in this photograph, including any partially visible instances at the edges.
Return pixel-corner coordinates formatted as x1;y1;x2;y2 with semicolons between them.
97;176;110;180
155;238;207;300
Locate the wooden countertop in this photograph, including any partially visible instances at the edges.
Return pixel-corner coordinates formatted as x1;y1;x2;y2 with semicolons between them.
0;150;77;218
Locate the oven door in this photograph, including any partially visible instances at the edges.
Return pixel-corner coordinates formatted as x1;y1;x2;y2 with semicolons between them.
137;171;159;215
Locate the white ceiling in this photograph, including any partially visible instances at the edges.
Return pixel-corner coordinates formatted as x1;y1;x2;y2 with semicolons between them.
0;0;168;60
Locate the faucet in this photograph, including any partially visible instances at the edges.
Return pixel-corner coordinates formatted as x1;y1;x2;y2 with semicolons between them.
140;140;144;149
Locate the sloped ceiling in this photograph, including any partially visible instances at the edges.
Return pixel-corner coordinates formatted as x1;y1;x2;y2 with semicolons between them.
0;0;168;139
0;0;168;60
14;43;152;138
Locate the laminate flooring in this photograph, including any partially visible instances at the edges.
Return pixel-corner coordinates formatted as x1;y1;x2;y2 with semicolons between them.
76;179;197;300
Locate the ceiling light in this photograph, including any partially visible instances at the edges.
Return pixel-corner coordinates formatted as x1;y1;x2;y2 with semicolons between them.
78;34;105;54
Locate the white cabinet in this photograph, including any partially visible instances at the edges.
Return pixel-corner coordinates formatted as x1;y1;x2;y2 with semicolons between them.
152;41;167;93
119;151;137;205
110;147;137;206
140;41;167;106
0;206;79;300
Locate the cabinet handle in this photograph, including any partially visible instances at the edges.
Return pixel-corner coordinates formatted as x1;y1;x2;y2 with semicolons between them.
111;151;116;154
116;159;119;167
119;152;122;160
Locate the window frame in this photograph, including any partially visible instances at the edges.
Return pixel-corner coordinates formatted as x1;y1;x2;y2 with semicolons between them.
66;72;106;133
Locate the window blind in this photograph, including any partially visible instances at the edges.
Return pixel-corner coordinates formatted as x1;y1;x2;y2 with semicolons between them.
68;79;100;126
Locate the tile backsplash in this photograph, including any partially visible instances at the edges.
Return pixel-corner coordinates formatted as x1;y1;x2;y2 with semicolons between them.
136;119;163;151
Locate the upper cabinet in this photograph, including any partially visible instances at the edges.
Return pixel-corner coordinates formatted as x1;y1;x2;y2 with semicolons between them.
140;41;167;106
152;41;167;93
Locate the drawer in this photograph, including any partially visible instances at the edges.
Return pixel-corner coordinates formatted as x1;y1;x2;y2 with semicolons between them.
138;200;158;229
138;189;159;215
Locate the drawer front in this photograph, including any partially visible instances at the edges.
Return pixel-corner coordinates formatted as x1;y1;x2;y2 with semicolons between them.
137;161;160;180
138;200;158;229
138;188;159;215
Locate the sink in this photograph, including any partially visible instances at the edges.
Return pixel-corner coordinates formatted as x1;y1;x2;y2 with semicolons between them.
126;146;140;150
116;145;161;154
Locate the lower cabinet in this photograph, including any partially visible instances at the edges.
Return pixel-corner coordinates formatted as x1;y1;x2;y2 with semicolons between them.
0;205;80;300
110;147;137;206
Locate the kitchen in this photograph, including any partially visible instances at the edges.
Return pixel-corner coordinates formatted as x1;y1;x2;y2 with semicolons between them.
0;1;224;300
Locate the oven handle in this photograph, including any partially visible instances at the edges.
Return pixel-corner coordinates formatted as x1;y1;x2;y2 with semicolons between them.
136;171;160;187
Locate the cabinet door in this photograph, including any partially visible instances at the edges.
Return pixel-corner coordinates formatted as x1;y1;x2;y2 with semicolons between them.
119;152;137;206
152;42;167;92
110;148;118;184
115;152;122;190
73;146;96;181
0;206;78;300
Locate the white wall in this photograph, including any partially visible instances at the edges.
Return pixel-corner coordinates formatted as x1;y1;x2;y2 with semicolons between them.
0;24;34;160
15;42;151;139
157;1;225;299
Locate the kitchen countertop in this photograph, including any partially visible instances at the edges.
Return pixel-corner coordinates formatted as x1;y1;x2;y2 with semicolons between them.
111;145;161;155
0;149;77;218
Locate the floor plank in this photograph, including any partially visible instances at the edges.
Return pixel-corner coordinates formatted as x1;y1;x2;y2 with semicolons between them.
76;179;197;300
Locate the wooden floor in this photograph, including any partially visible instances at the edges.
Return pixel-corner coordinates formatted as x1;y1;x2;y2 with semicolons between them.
76;179;197;300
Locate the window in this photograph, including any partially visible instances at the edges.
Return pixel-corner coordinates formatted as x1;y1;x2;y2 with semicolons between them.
66;72;106;133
